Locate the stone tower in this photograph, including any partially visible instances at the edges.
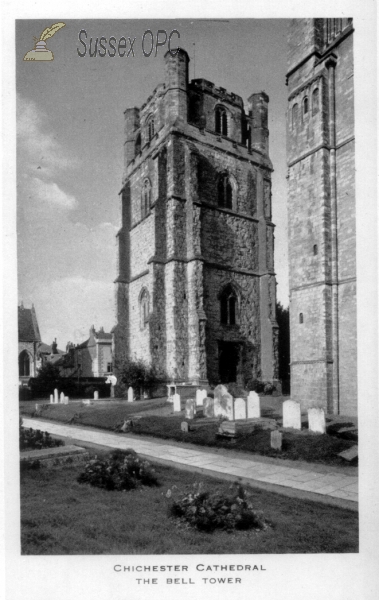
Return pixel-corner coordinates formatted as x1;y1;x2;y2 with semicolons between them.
114;48;278;386
287;19;356;415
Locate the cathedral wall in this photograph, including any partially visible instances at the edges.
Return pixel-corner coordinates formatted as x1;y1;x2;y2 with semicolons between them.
128;272;153;362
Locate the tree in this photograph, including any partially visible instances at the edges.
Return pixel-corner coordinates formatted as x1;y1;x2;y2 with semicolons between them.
276;302;290;394
115;357;167;399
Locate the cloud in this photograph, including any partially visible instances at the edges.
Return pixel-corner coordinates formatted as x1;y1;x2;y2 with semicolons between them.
17;95;77;176
30;177;78;210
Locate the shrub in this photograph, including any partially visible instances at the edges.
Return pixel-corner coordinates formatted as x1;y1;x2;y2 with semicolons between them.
77;449;159;491
168;482;267;532
246;379;275;395
19;418;64;451
227;383;248;398
115;357;168;399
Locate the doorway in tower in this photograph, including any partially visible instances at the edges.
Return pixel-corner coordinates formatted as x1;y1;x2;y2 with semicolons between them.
218;342;241;383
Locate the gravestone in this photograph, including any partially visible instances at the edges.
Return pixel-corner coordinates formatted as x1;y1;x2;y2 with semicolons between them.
213;384;228;401
181;421;189;432
247;391;261;418
214;393;234;420
185;399;196;419
271;430;283;450
338;445;358;461
82;399;92;406
50;394;53;404
60;392;65;403
63;396;69;405
173;393;181;412
167;383;176;403
127;387;134;403
234;397;247;420
54;389;58;403
283;400;301;430
203;397;214;418
94;390;99;400
308;408;326;434
196;388;207;407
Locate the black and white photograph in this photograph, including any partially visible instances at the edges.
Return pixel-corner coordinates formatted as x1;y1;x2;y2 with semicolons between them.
2;1;378;599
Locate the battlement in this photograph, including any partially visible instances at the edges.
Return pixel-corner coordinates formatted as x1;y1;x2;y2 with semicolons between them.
190;79;244;108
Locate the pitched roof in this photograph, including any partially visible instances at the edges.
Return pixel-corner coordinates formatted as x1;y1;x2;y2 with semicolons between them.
18;306;41;342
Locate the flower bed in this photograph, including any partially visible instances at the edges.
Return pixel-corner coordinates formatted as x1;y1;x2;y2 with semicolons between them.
20;419;64;451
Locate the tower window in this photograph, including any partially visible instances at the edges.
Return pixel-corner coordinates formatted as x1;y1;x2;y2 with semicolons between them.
139;288;150;329
218;173;233;209
313;244;318;255
220;285;238;325
135;132;141;155
215;106;228;136
146;116;155;142
303;96;309;116
312;88;319;115
141;178;151;219
292;103;298;129
299;313;304;324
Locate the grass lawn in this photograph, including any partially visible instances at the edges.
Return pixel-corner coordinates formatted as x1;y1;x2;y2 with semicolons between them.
20;400;357;467
21;451;358;555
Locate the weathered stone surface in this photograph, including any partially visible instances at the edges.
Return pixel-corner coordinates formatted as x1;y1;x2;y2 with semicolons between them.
173;393;181;412
220;418;277;436
283;400;301;430
203;397;214;418
50;394;54;403
271;430;283;450
213;384;229;401
247;391;260;418
214;393;234;420
60;392;65;403
185;399;196;419
94;391;99;400
54;388;58;403
127;387;134;403
181;421;189;432
234;397;247;420
196;388;207;406
308;407;326;434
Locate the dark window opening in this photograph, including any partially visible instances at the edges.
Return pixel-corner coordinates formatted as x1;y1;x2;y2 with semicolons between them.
303;97;309;115
19;350;30;377
141;179;151;218
313;244;318;255
135;132;141;155
218;174;233;209
215;107;228;136
312;88;319;116
220;286;238;325
107;362;113;373
147;118;155;142
299;313;304;324
219;342;240;383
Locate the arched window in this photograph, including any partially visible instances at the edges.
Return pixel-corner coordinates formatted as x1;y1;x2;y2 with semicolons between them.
139;288;150;329
19;350;30;376
215;106;228;136
313;244;318;255
141;178;151;219
299;313;304;324
312;88;319;115
303;96;309;116
135;132;141;155
292;103;298;129
220;285;238;325
218;173;233;209
146;116;155;142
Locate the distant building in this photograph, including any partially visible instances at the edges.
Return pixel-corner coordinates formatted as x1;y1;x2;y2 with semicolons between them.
287;19;356;415
68;326;113;378
18;303;41;384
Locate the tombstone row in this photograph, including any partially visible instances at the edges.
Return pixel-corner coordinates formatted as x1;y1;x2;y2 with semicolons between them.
282;400;326;434
49;389;69;404
172;389;261;421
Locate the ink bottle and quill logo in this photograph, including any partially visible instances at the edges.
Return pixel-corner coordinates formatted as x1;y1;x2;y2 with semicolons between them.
23;22;66;61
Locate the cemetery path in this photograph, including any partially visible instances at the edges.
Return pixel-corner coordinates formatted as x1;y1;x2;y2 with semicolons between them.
23;418;358;511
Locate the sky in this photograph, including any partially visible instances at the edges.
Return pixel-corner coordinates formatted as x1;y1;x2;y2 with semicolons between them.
17;19;289;348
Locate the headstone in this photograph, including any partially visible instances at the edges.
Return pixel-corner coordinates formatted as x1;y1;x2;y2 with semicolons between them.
82;399;92;406
308;408;326;434
64;396;69;404
203;397;214;418
283;400;301;430
214;393;234;420
196;388;207;407
60;392;65;403
94;390;99;400
35;403;41;412
271;430;283;450
338;445;358;461
247;391;261;418
185;398;196;419
181;421;189;432
234;397;247;420
127;387;134;403
54;388;59;403
173;393;181;412
167;383;176;403
50;394;54;404
213;384;228;401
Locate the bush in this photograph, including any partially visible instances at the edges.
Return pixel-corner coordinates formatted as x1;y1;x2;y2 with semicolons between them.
115;357;168;399
169;482;267;532
246;379;275;395
20;418;64;451
77;449;159;491
227;383;247;398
